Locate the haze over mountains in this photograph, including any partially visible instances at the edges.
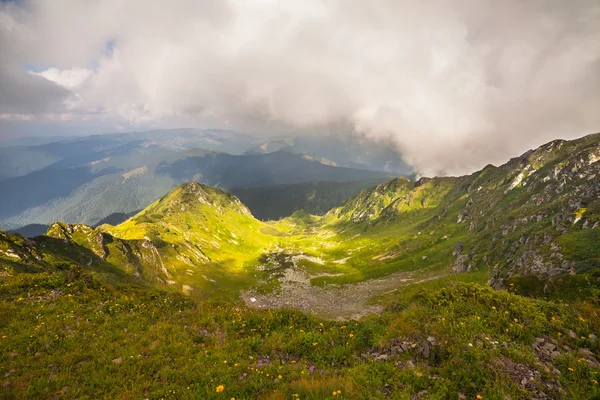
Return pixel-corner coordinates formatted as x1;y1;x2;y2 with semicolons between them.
0;129;410;230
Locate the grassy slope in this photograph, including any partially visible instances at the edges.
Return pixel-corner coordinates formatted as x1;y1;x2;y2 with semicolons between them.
103;182;278;297
0;269;598;399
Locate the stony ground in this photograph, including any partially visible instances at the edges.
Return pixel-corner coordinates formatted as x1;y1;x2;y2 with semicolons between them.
241;251;444;319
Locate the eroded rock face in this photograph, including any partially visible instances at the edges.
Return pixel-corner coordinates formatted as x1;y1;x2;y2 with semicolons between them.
452;135;600;285
450;241;476;273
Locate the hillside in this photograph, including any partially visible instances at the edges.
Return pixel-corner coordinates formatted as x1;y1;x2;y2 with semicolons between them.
1;134;600;399
318;133;600;289
230;179;389;220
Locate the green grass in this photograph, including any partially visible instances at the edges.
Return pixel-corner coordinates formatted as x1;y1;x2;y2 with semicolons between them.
1;269;598;399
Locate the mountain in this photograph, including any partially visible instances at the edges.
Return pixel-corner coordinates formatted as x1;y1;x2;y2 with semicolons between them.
155;150;393;188
7;223;49;237
0;128;257;180
0;129;412;180
0;148;393;229
2;134;600;399
3;132;599;302
230;179;389;220
320;133;600;289
0;129;410;229
0;182;275;294
0;134;75;147
245;133;413;174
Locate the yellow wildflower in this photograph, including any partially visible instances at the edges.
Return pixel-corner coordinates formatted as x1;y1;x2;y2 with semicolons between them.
278;375;282;379
349;333;354;338
216;385;225;393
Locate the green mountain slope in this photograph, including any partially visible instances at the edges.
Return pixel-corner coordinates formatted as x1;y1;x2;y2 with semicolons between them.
1;134;600;399
104;182;274;289
3;133;599;306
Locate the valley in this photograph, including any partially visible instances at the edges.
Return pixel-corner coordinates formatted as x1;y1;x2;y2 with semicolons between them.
1;133;599;399
2;2;599;398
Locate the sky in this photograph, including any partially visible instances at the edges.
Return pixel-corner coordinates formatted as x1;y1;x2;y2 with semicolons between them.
0;0;599;176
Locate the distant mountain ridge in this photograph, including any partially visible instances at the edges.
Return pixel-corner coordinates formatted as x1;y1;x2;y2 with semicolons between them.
244;134;412;173
0;147;394;229
0;129;411;180
1;132;599;300
0;129;410;229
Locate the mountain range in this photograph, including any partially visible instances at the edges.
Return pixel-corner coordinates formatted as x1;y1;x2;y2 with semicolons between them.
0;129;411;230
1;132;599;399
3;132;599;300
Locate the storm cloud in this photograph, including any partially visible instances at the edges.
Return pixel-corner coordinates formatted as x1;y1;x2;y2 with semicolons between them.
1;0;599;175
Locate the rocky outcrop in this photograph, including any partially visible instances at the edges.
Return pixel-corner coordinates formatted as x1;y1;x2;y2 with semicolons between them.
451;241;475;273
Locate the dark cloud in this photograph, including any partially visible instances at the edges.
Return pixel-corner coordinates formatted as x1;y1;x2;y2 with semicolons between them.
0;63;70;114
0;0;598;174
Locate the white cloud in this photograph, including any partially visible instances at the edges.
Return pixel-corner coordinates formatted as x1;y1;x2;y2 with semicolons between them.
33;67;91;90
1;0;599;175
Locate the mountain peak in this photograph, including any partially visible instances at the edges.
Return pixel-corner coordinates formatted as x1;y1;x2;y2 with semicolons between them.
131;182;253;222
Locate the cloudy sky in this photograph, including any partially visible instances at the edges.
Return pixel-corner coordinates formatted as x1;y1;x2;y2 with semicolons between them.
0;0;599;175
